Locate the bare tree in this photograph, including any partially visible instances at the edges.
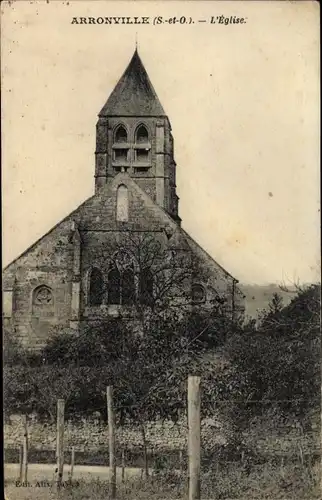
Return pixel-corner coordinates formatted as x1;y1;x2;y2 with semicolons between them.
87;230;193;333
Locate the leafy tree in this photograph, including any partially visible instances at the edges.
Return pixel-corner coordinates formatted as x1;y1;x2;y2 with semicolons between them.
269;292;284;314
42;320;129;366
225;283;320;425
257;292;284;329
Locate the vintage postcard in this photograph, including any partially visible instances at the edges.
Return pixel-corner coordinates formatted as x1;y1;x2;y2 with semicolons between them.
1;1;320;499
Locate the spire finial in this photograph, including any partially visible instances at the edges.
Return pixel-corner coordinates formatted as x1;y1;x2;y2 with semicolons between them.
135;32;138;51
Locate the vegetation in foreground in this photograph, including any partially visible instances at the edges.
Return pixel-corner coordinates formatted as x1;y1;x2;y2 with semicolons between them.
4;461;321;500
3;283;321;499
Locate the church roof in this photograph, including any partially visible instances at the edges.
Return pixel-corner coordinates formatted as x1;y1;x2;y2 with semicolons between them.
99;49;166;117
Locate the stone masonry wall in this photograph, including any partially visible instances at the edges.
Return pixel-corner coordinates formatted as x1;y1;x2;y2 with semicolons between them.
3;173;242;348
4;414;319;458
4;414;225;453
3;220;74;347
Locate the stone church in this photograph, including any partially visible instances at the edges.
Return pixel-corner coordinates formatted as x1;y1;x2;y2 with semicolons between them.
3;49;245;348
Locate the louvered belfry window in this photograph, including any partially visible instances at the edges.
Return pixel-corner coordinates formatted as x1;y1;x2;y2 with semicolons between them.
113;125;129;165
134;125;150;164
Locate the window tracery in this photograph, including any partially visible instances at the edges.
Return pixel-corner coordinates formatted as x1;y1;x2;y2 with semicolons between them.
33;286;53;305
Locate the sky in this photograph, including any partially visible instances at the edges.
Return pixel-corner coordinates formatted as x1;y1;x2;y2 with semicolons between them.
1;1;320;285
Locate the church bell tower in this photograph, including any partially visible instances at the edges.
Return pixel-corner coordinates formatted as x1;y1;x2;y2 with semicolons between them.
95;49;180;222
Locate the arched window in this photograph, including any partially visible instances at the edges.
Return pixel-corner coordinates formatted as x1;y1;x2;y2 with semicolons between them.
116;185;129;222
191;284;206;304
122;268;135;305
89;268;104;306
107;268;121;305
134;124;150;166
113;125;129;167
139;269;153;305
32;285;54;318
114;125;127;143
33;285;53;305
135;125;149;144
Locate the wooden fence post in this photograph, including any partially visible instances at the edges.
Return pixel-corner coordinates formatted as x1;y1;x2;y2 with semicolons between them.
107;386;116;499
70;446;75;481
298;443;304;466
18;444;23;482
121;448;125;483
280;456;285;479
151;449;154;485
22;415;28;483
188;376;201;500
179;449;183;475
56;399;65;487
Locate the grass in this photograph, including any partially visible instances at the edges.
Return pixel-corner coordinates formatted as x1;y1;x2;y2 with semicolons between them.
5;460;321;500
202;461;321;499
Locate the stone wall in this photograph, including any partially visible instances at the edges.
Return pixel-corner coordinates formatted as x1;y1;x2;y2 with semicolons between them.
3;219;74;347
4;414;225;453
4;414;319;459
95;115;177;217
3;170;243;348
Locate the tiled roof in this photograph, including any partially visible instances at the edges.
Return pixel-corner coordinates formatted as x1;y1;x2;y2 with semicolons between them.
99;49;166;117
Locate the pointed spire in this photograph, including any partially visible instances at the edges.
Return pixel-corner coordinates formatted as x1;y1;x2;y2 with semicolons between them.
99;50;166;117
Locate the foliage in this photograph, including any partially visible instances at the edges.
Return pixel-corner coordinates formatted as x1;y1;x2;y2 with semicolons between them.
3;307;238;422
3;282;320;443
225;283;320;422
3;327;26;366
4;363;114;421
42;320;129;366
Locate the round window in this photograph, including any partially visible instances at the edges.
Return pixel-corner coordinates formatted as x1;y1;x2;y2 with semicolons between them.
191;284;205;304
34;286;53;305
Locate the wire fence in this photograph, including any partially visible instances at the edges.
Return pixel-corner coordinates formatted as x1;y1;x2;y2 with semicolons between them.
4;389;321;499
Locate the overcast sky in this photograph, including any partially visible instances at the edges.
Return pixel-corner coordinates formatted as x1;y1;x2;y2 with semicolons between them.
1;1;320;285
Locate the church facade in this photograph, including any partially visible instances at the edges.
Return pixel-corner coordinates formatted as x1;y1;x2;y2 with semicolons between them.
3;49;245;348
